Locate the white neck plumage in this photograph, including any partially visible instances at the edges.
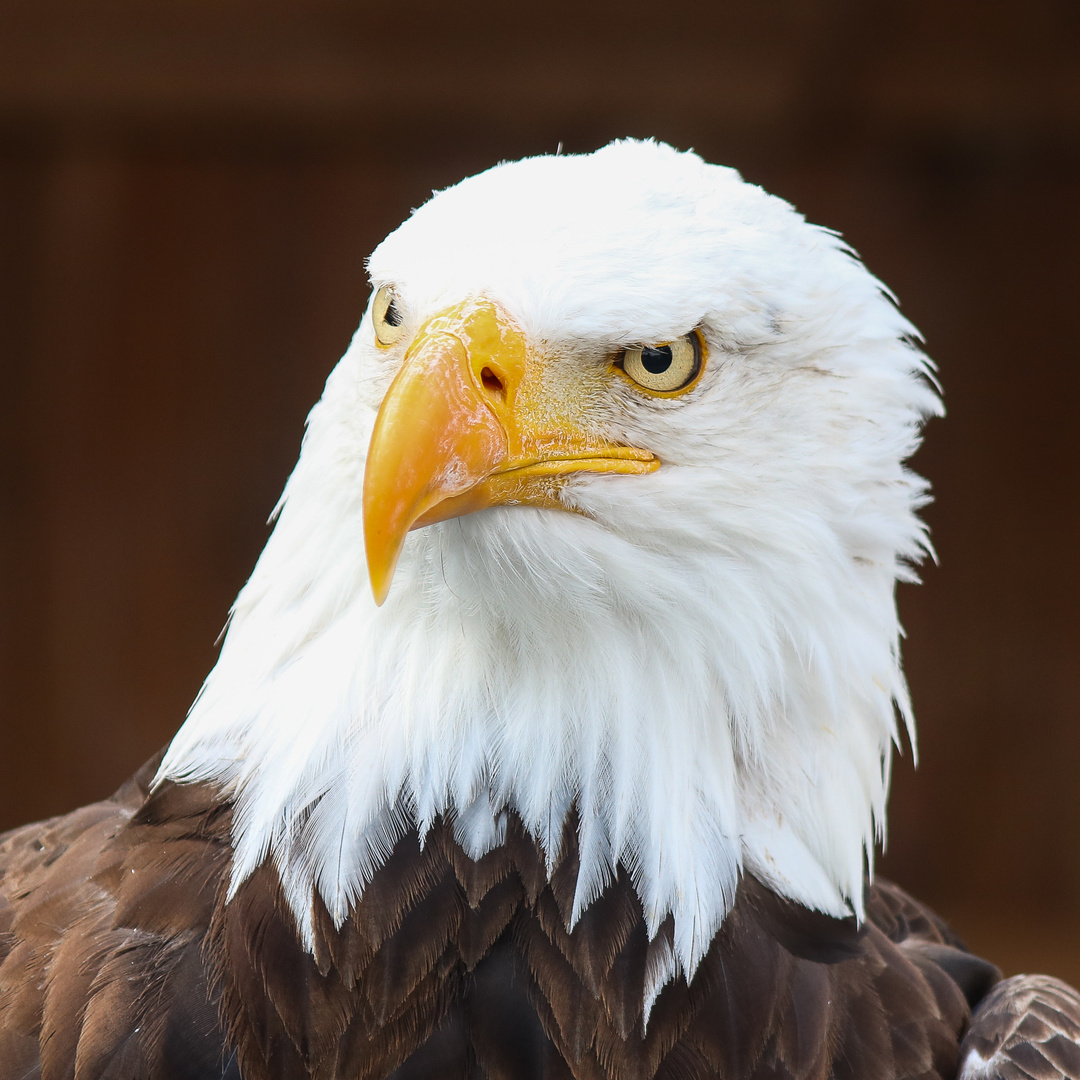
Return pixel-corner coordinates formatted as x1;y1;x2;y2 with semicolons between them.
159;339;925;982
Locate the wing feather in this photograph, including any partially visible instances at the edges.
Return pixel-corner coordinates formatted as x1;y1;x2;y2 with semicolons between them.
959;975;1080;1080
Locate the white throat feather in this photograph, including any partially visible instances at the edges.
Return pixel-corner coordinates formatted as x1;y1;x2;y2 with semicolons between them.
158;140;941;980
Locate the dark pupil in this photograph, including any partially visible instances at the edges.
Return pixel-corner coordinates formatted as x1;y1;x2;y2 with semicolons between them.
385;300;402;327
641;345;672;374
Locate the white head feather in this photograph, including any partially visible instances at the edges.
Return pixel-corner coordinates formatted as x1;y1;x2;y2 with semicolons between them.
159;140;941;981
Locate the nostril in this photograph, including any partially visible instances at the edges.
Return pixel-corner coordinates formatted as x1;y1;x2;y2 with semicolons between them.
480;367;505;398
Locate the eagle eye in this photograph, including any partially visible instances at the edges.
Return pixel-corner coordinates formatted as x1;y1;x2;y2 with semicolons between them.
372;285;405;347
619;332;702;395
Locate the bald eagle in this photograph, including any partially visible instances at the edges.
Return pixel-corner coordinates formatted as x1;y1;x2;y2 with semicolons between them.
0;140;1077;1080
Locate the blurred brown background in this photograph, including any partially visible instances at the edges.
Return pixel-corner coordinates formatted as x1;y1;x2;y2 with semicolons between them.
1;0;1079;981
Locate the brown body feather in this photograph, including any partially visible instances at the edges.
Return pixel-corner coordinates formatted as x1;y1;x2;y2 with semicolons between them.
0;757;1064;1080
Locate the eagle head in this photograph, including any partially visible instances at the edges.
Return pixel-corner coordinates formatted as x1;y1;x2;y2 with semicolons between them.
160;140;941;975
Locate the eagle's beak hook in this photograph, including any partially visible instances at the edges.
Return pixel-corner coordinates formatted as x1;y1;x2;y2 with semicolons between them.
362;299;524;606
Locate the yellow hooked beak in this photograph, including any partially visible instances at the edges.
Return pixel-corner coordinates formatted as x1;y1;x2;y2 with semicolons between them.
362;298;658;604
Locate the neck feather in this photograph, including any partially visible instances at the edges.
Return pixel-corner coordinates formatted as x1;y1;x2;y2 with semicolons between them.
160;398;916;976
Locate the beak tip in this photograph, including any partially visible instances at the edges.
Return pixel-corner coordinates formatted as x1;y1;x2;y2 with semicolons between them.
365;544;395;607
364;487;403;607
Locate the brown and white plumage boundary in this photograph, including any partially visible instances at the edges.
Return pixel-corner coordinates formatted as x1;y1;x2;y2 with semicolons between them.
0;770;1077;1080
0;754;1035;1080
2;140;1079;1079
